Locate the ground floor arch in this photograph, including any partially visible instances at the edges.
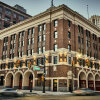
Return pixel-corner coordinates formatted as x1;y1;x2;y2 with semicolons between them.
23;71;34;90
95;74;100;91
87;73;94;90
79;71;86;88
14;72;23;89
5;73;13;88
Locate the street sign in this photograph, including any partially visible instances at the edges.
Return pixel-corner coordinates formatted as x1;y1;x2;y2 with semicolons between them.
33;66;40;70
40;69;44;71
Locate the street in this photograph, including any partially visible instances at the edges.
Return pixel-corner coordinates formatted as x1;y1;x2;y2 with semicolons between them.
0;96;100;100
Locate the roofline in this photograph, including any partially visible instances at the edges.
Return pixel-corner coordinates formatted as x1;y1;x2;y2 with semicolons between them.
0;1;31;17
0;4;100;34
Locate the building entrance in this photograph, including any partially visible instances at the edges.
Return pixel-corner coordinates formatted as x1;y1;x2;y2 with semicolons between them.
53;79;57;92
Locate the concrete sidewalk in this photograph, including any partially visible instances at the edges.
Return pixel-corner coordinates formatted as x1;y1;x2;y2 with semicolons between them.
20;90;74;96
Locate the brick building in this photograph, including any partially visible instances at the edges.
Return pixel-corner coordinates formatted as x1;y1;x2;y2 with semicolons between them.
0;1;31;30
0;4;100;92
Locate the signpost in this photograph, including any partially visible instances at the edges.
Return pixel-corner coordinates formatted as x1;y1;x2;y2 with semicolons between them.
33;66;40;70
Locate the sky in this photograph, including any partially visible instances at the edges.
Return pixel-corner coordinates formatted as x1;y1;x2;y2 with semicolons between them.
0;0;100;19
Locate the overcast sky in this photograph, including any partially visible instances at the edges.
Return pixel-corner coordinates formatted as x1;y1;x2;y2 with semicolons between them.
0;0;100;19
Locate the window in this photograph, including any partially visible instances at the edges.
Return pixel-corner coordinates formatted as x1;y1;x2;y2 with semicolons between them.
43;23;46;30
38;35;41;42
81;27;83;34
13;13;17;18
53;56;57;64
38;47;41;54
38;25;42;32
54;20;58;27
68;31;71;39
78;25;80;33
28;29;31;35
42;46;45;53
68;44;71;52
27;39;30;45
54;44;57;51
19;15;24;21
31;49;34;55
78;36;80;43
32;27;34;35
81;38;84;44
42;34;45;41
37;58;41;66
68;20;71;27
0;6;2;12
68;57;71;64
19;32;21;38
54;31;58;38
5;16;11;21
5;9;11;15
0;13;2;19
22;31;25;37
31;38;34;44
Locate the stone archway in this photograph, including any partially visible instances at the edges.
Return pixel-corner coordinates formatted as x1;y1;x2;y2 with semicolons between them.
14;72;23;89
23;71;34;90
5;73;13;88
79;72;86;88
95;74;100;91
87;73;94;90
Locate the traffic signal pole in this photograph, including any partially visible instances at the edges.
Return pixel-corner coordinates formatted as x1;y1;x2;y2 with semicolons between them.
43;56;46;93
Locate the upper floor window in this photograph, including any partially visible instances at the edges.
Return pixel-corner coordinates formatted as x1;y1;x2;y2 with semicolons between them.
38;35;41;42
5;16;11;21
5;9;11;15
68;57;71;64
0;6;2;12
43;23;46;31
42;34;45;41
13;13;17;18
54;20;58;27
38;47;41;54
81;27;83;34
54;44;57;51
42;46;45;53
38;25;42;32
68;31;71;39
53;56;57;64
32;27;35;35
0;13;2;19
68;44;71;52
19;15;24;21
22;31;25;37
68;20;71;27
28;29;31;35
54;31;58;38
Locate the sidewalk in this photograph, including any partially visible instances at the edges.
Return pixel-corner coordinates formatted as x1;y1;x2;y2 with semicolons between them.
20;90;74;96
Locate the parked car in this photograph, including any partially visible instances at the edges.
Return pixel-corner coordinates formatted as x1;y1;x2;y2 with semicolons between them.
73;88;95;95
0;88;23;97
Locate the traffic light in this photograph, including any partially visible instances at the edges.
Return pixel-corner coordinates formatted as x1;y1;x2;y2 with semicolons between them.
85;59;90;66
41;75;44;82
16;60;20;67
72;61;75;67
29;61;31;69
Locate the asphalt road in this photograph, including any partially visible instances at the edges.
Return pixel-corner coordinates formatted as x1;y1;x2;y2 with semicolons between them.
0;96;100;100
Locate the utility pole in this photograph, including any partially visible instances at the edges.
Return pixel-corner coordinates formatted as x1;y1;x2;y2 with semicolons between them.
87;5;89;19
43;56;46;93
71;60;74;93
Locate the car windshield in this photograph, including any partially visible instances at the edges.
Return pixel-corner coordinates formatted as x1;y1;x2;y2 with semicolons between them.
4;88;16;91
